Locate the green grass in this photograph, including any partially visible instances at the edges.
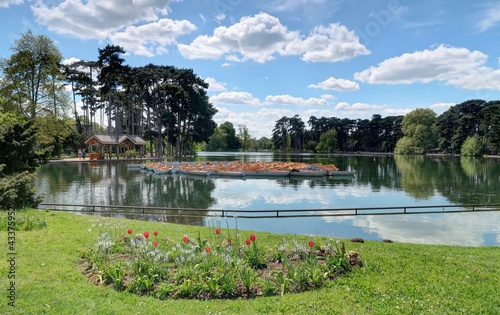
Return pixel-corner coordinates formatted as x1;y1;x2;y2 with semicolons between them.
1;210;499;314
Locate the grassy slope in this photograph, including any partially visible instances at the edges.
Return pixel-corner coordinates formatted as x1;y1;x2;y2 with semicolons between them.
1;210;499;315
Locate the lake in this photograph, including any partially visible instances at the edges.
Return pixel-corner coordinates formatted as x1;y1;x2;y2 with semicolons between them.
35;153;500;246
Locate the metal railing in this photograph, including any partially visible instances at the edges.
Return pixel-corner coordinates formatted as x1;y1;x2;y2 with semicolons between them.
39;203;500;219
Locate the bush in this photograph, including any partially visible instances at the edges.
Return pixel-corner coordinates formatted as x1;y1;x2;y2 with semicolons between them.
461;136;484;156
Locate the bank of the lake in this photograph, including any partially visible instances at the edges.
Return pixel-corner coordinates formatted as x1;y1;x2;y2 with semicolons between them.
1;210;499;315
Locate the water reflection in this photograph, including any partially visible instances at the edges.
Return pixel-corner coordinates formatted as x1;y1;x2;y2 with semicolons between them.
35;155;500;246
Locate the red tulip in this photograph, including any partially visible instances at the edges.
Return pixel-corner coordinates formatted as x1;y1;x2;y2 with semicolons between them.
245;239;251;246
227;238;232;244
143;231;149;239
215;228;221;235
183;236;189;243
153;241;158;247
153;230;158;236
205;247;211;253
127;228;133;235
249;234;256;242
308;240;314;248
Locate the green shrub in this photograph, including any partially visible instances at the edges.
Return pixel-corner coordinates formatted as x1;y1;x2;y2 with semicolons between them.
461;136;484;156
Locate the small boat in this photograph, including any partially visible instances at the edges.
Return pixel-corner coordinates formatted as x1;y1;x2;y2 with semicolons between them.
153;166;173;174
183;169;212;176
210;171;245;177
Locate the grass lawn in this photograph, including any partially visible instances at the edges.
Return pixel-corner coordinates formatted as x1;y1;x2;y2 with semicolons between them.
1;210;499;314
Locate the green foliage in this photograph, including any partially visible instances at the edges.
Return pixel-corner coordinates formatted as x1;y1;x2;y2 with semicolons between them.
436;100;486;154
480;101;500;154
0;209;47;231
1;30;66;120
315;129;338;153
396;108;437;154
238;124;253;151
395;136;422;154
84;225;355;300
206;121;241;151
255;136;273;151
206;126;229;151
461;136;484;156
0;113;47;209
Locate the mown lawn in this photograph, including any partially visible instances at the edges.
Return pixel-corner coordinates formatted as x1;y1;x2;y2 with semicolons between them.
1;210;499;315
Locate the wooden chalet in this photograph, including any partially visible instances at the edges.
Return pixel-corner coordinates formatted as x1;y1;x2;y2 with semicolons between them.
84;134;146;159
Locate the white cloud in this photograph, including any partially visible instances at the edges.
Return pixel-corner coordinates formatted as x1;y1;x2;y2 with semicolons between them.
309;77;360;91
179;12;300;63
0;0;23;8
430;102;455;110
30;0;195;56
62;57;81;66
383;108;412;116
303;109;336;117
109;18;196;57
334;102;386;117
179;12;369;63
32;0;171;39
264;94;330;107
205;77;226;92
214;12;226;23
354;44;500;90
212;106;286;138
210;91;261;106
285;23;370;62
478;3;500;32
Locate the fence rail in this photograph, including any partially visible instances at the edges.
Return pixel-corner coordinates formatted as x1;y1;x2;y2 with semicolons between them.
39;203;500;219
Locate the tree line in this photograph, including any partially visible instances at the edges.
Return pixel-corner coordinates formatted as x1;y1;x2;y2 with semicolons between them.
268;100;500;156
270;114;404;153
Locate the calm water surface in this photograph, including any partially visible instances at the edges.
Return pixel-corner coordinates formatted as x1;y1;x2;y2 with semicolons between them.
35;153;500;246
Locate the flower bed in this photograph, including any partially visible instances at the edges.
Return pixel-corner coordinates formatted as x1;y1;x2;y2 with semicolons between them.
83;226;361;299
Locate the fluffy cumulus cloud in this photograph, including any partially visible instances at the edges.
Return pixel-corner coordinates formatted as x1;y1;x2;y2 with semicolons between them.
334;102;385;117
179;12;369;63
264;94;330;107
30;0;195;56
109;18;196;57
205;77;227;92
309;77;360;91
286;23;370;62
210;91;261;106
179;12;300;63
354;44;500;90
0;0;23;8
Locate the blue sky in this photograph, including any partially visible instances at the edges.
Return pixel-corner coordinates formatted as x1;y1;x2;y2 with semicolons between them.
1;0;500;138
